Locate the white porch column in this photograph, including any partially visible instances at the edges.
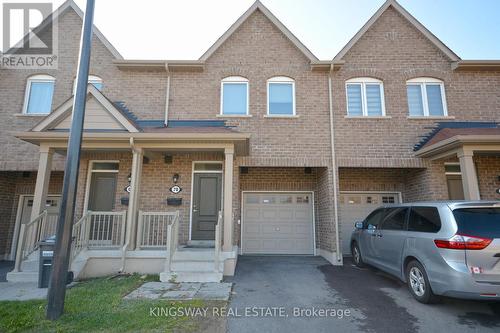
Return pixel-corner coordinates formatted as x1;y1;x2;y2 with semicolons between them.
458;148;480;200
14;144;53;271
31;145;54;220
126;147;143;250
223;147;234;252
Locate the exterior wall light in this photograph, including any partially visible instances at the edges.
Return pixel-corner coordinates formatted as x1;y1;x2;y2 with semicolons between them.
172;173;180;184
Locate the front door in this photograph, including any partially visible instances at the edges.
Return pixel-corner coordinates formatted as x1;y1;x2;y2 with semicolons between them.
191;173;222;240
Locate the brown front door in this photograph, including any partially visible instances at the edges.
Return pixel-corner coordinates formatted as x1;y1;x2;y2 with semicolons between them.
447;175;465;200
191;173;222;240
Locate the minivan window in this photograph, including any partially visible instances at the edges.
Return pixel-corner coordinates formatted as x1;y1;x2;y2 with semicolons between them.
408;207;441;233
365;208;385;229
380;207;408;230
453;208;500;238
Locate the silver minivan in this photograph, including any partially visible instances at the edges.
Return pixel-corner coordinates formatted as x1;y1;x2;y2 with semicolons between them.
350;201;500;303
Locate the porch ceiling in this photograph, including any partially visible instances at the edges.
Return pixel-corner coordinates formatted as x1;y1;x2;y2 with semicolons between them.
414;133;500;159
14;130;250;156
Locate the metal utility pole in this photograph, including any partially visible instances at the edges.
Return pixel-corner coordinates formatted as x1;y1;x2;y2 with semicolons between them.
46;0;95;320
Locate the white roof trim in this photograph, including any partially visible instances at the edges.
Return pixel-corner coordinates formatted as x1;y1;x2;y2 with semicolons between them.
199;0;318;62
6;0;122;59
31;84;139;133
333;0;460;62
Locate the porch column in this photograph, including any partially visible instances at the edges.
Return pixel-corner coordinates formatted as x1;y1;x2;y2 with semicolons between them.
223;147;234;252
14;144;53;271
31;145;54;220
126;147;143;250
458;148;480;200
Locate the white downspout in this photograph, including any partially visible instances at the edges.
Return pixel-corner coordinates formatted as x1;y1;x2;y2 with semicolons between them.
328;65;342;263
164;63;170;127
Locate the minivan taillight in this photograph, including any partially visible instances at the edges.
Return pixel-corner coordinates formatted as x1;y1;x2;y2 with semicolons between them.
434;234;492;250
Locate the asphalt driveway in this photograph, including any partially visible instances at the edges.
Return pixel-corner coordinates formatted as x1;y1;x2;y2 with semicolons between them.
228;256;500;333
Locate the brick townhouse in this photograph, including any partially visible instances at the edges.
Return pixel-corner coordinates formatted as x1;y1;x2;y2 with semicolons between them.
0;0;498;282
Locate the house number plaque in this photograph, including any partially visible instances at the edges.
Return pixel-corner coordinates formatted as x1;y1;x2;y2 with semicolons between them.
170;185;182;194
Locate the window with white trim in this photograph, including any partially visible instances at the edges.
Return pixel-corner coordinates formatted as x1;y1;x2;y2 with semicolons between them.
345;78;385;116
406;78;447;117
267;76;295;116
23;74;55;114
220;76;249;115
73;75;103;94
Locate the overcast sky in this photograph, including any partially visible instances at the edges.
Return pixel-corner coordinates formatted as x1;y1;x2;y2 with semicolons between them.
2;0;500;60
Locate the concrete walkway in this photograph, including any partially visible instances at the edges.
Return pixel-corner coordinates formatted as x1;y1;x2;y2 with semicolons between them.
0;282;47;301
125;281;233;301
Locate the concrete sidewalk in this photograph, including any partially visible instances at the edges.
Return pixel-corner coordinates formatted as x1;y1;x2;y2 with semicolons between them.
0;282;47;301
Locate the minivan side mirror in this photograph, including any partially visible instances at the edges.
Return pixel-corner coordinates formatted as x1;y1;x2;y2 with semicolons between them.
354;221;364;230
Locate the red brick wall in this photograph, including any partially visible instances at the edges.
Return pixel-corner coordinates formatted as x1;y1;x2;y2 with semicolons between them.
0;173;16;257
476;156;500;201
332;6;500;168
239;167;335;251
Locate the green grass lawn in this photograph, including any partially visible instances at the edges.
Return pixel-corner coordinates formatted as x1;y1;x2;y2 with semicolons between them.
0;275;206;333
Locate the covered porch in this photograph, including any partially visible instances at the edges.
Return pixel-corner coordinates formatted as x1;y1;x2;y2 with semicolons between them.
12;129;249;281
414;124;500;200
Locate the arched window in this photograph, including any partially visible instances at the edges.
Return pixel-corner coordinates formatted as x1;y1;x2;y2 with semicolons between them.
73;75;103;94
345;77;385;116
406;77;447;117
220;76;249;116
267;76;295;116
23;74;55;114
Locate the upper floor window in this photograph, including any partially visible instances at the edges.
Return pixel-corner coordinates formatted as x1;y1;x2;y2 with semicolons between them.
220;76;249;116
23;74;55;115
406;78;447;117
73;75;103;94
267;76;295;116
346;77;385;116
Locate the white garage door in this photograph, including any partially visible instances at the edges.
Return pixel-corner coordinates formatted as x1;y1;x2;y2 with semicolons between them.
242;192;314;255
339;192;400;256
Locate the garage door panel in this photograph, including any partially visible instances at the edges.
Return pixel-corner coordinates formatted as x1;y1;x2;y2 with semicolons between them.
339;192;400;255
242;192;314;255
244;208;261;220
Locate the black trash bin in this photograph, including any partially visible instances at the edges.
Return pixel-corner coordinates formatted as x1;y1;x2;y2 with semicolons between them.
38;236;56;288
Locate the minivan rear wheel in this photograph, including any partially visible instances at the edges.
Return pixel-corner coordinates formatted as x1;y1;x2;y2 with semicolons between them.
406;260;439;304
351;243;365;268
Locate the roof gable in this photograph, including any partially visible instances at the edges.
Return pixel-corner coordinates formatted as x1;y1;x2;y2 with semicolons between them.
199;0;317;62
333;0;460;62
31;84;139;132
6;0;122;59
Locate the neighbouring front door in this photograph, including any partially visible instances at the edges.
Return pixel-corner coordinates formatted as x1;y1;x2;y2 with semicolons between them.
447;175;465;200
88;172;117;211
88;172;117;242
191;173;222;240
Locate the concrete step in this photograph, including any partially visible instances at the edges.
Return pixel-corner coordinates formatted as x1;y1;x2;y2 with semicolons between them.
171;260;223;272
160;271;223;283
173;249;215;261
21;259;39;272
6;271;38;283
